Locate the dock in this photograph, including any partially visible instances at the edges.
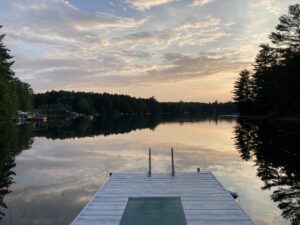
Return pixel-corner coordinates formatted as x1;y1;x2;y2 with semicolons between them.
72;172;254;225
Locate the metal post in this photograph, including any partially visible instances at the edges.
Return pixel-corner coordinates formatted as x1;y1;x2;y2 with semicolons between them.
148;148;152;177
171;148;175;176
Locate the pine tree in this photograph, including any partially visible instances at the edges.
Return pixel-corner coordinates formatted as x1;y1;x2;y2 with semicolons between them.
251;44;278;114
0;26;33;121
234;4;300;117
270;4;300;56
268;4;300;116
233;70;253;114
0;26;17;120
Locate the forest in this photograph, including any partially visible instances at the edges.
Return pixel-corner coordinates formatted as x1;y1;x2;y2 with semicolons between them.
34;90;236;116
233;4;300;117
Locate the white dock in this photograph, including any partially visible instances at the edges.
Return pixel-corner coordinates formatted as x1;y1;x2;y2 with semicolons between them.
72;172;254;225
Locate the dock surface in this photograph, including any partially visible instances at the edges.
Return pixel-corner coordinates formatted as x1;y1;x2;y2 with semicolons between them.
72;172;254;225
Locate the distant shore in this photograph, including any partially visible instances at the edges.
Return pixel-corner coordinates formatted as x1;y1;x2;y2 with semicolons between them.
239;115;300;123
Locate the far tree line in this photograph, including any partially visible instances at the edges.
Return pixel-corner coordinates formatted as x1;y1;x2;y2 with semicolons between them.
34;91;236;116
233;4;300;117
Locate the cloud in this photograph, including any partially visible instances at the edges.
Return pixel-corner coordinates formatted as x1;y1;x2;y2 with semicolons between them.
193;0;215;7
2;0;147;45
1;1;234;87
176;17;221;30
139;53;249;83
106;16;228;49
126;0;176;11
171;17;228;46
1;0;296;101
3;0;233;93
253;0;281;15
17;49;249;93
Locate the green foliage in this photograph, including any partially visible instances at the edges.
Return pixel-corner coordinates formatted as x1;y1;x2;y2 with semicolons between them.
233;4;300;117
0;76;13;119
13;78;34;111
34;90;237;116
233;70;253;114
0;28;16;119
76;97;93;114
0;26;33;121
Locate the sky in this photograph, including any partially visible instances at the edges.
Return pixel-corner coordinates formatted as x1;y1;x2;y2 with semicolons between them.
0;0;298;102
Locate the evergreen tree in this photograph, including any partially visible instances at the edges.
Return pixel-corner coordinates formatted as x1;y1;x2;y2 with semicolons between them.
13;77;33;111
268;4;300;116
233;70;253;114
0;26;33;121
0;26;17;120
234;4;300;117
270;4;300;56
251;44;278;114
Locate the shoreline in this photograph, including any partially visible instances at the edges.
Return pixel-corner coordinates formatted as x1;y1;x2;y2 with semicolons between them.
239;115;300;123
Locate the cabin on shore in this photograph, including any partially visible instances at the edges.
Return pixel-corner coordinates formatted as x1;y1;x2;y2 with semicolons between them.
17;110;47;122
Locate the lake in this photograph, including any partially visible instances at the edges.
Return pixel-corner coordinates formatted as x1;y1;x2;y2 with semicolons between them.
0;116;299;225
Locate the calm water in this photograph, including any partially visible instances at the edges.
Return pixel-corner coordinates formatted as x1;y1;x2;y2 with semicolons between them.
0;116;299;225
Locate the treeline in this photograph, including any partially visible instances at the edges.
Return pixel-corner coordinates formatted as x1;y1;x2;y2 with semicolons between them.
34;90;236;116
161;101;236;115
233;4;300;117
0;26;33;121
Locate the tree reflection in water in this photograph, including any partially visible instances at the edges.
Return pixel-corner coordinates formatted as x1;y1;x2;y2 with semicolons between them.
34;115;231;140
234;119;300;224
0;122;33;221
0;115;232;221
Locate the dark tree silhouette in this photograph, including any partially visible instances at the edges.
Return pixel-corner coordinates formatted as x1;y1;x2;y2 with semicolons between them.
0;26;17;120
233;70;253;114
34;114;235;140
234;119;300;224
0;26;33;121
0;123;33;220
233;4;300;117
34;90;237;116
270;4;300;53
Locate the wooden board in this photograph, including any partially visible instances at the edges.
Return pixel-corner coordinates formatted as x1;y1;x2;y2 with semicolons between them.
71;172;254;225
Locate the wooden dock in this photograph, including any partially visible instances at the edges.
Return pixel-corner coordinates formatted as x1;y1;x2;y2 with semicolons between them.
72;172;254;225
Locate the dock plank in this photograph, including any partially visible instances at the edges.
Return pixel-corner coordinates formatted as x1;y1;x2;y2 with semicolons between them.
72;172;254;225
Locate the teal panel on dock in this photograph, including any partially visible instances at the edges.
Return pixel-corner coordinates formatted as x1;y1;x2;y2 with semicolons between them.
120;197;187;225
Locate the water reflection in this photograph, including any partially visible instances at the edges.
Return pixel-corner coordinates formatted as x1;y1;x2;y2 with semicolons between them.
0;122;33;221
34;115;234;140
0;115;233;224
234;119;300;225
0;116;298;225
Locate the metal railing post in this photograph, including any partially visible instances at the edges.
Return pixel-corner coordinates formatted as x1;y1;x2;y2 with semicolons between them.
148;148;152;177
171;148;175;176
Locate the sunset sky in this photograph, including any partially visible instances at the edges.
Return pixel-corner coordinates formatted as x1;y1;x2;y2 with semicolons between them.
0;0;298;102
